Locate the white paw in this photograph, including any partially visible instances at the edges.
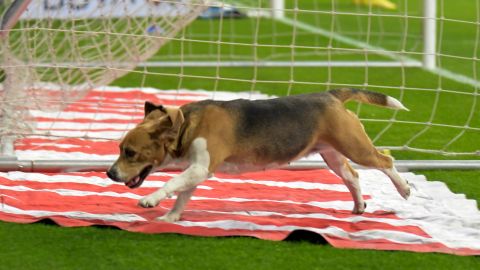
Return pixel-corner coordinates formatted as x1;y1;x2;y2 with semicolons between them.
138;194;160;208
156;212;181;223
352;202;366;215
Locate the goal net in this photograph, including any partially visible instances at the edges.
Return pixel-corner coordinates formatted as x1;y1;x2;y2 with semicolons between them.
0;0;207;155
0;0;479;162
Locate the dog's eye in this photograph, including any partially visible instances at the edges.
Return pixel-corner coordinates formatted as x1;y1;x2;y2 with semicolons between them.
124;148;136;158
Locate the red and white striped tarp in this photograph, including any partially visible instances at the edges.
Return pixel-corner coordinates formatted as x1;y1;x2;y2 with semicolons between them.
2;87;479;256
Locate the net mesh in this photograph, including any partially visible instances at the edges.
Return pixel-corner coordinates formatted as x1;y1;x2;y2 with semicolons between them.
0;0;479;158
0;0;207;143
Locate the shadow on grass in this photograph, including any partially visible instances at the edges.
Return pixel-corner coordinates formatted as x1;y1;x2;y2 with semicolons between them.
34;218;122;231
284;229;329;245
33;219;330;246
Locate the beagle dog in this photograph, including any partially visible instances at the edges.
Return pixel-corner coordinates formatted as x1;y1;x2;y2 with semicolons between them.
107;88;410;222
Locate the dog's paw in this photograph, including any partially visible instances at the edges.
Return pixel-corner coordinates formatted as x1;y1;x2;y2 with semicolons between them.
399;184;411;200
156;212;181;223
352;202;366;215
138;195;160;208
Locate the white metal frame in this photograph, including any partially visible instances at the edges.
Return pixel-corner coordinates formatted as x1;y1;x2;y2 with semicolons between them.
270;0;285;19
1;159;479;173
423;0;437;70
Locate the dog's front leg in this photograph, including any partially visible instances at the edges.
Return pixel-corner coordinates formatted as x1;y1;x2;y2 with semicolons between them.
138;163;209;208
139;138;211;222
156;187;197;222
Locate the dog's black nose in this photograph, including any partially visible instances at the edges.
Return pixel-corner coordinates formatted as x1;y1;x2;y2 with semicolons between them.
106;169;119;182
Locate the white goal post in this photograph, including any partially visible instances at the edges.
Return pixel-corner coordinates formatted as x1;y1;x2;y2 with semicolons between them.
0;0;479;171
422;0;436;70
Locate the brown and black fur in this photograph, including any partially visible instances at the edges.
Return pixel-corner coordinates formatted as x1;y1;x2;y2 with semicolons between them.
107;88;411;217
167;88;396;172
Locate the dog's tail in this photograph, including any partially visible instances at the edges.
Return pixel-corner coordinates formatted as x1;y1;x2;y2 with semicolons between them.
329;88;409;111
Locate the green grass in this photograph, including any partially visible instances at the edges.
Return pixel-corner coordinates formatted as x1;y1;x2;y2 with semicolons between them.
1;0;480;268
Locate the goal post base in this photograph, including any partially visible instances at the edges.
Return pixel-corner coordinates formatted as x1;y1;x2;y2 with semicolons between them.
1;159;479;173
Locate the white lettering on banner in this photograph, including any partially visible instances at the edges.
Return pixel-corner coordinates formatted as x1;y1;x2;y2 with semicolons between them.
21;0;191;19
44;0;89;11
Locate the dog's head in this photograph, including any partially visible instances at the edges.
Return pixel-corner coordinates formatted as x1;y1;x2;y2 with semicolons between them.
106;101;184;188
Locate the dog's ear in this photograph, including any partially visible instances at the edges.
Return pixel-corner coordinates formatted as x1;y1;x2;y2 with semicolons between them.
164;107;185;132
144;101;166;117
143;105;184;143
163;108;185;154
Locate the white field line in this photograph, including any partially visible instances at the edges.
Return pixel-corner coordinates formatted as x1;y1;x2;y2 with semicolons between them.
277;17;419;65
278;17;480;89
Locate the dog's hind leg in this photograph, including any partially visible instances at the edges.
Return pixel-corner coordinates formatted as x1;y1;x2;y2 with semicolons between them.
321;150;366;214
325;110;410;200
157;187;197;223
332;138;410;200
379;165;410;200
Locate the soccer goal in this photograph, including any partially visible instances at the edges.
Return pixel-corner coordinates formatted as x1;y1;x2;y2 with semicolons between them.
0;0;479;170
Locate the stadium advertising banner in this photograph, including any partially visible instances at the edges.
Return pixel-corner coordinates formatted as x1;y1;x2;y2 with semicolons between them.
20;0;191;19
